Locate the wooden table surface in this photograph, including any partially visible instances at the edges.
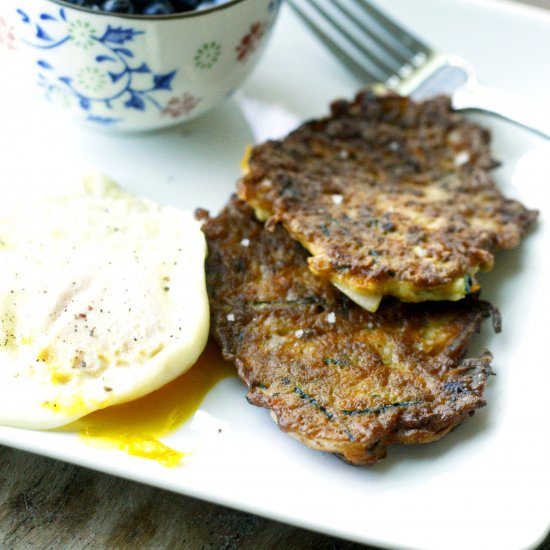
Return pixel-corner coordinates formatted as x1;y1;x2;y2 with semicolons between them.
2;1;550;549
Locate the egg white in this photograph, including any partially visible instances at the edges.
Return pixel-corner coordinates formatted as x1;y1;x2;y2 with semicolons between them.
0;174;209;429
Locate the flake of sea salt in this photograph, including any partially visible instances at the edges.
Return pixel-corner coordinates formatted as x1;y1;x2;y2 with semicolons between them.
454;151;470;167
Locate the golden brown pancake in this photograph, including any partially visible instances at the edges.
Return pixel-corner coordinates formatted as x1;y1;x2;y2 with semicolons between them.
238;91;537;311
201;197;497;465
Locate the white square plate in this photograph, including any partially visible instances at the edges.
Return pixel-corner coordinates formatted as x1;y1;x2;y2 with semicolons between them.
1;1;549;549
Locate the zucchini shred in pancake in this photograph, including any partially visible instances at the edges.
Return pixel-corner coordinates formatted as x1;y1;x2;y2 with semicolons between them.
200;197;499;466
238;91;538;312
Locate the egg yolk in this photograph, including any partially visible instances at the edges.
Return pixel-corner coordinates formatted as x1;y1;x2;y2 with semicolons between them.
62;342;234;467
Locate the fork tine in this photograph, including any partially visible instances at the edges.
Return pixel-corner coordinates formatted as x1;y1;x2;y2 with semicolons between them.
354;0;431;56
289;0;435;87
288;0;380;82
306;0;402;79
332;0;415;69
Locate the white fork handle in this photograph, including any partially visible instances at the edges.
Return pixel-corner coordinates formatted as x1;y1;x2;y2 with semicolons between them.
452;83;550;139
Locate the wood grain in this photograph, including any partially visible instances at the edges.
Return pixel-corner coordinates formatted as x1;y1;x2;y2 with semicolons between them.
0;445;373;550
2;442;548;549
1;1;549;549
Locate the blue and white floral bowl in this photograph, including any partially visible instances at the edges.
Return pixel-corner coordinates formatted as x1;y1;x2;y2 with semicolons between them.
3;0;281;132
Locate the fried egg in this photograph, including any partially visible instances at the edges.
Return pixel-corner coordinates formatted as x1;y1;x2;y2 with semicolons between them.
0;174;209;429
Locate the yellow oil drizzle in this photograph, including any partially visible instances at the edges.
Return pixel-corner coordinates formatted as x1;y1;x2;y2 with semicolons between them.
63;342;235;467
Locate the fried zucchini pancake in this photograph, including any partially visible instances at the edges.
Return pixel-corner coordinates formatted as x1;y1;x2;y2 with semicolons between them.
201;197;497;466
238;91;537;311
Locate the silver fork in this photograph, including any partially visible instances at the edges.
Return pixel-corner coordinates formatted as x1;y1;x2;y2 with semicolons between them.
287;0;550;139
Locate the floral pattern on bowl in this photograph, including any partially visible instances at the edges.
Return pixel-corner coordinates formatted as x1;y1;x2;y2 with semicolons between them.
9;0;281;132
17;7;179;125
0;15;17;51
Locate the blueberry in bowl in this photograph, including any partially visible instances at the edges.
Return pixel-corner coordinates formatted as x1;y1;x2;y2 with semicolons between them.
62;0;218;15
8;0;282;132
